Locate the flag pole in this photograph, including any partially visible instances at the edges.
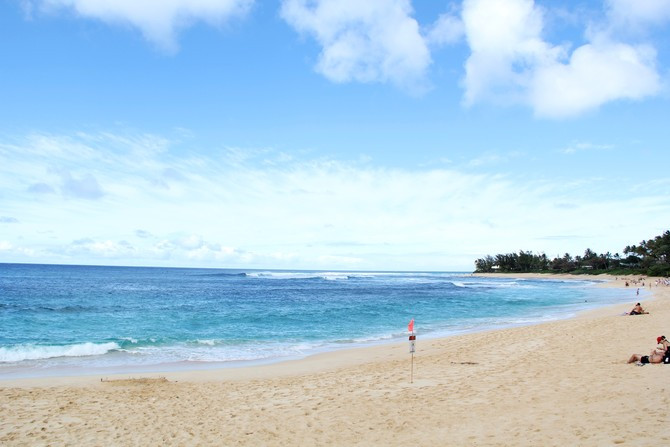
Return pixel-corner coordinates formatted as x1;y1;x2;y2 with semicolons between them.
411;344;414;384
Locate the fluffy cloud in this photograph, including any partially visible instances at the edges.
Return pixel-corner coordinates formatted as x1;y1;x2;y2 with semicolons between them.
462;0;558;105
529;38;660;118
461;0;662;117
36;0;254;51
280;0;431;91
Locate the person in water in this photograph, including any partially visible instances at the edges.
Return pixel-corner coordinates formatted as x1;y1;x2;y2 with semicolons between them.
628;302;648;315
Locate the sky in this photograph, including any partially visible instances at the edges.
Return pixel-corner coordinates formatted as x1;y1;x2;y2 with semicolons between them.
0;0;669;272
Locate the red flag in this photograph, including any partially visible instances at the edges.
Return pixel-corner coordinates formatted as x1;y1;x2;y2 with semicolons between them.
408;318;414;333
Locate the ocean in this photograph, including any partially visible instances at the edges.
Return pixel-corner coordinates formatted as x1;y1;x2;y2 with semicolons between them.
0;263;638;378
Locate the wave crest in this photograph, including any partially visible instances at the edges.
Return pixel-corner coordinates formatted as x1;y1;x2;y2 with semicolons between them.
0;342;120;363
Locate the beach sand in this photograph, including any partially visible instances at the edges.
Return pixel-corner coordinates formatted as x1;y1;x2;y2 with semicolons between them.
2;274;669;446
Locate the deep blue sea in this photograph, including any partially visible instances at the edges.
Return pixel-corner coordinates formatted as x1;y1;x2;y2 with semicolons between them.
0;263;639;378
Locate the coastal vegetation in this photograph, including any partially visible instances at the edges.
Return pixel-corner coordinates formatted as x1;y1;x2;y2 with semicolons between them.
474;230;670;276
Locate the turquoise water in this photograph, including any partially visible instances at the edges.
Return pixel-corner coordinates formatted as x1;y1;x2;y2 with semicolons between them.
0;263;638;377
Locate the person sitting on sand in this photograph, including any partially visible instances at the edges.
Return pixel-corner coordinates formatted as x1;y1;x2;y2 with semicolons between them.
627;337;669;364
659;336;670;364
628;302;648;315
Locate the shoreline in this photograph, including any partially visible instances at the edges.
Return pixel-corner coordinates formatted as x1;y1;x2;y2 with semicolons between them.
2;273;669;445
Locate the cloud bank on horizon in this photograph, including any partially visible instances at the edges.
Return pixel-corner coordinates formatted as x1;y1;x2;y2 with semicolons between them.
26;0;667;117
1;130;668;270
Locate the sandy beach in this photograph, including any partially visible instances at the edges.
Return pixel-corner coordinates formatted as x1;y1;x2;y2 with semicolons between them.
2;274;669;446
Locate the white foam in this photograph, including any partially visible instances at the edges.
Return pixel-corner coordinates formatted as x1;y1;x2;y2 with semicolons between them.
243;271;456;281
0;342;120;363
245;271;351;280
322;274;348;281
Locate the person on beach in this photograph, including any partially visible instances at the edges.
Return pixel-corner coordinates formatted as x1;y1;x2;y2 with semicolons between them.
627;336;669;364
627;302;648;315
659;336;670;364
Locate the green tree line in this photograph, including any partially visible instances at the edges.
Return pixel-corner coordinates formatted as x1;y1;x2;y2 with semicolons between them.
474;230;670;276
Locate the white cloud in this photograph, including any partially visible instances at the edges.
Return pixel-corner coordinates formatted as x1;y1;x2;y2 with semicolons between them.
280;0;431;91
460;0;662;117
468;152;508;167
1;131;669;270
0;241;37;256
36;0;254;51
561;141;613;155
606;0;670;29
177;234;205;250
185;244;247;262
23;0;667;111
461;0;564;106
67;238;136;258
426;12;464;46
529;38;660;118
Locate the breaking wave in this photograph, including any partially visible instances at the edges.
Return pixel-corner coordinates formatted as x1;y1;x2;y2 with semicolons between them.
0;342;120;363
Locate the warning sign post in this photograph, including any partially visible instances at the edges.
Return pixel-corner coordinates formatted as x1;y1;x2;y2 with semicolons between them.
408;319;416;383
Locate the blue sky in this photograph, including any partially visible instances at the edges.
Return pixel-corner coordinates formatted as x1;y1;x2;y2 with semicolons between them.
1;0;669;271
